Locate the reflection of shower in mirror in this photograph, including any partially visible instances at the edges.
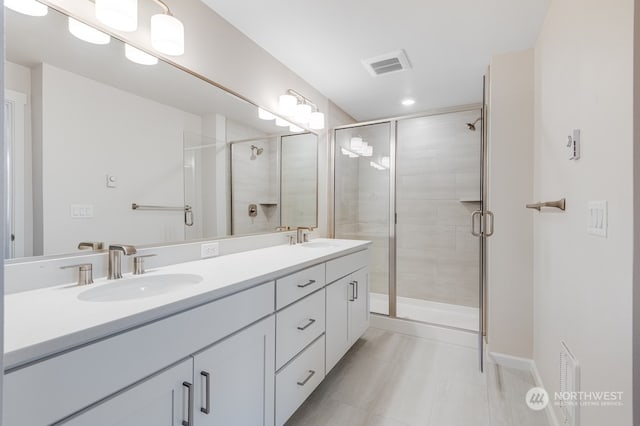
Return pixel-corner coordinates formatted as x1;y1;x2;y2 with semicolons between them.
250;144;264;160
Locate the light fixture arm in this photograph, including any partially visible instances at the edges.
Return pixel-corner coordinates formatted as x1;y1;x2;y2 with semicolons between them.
287;89;318;111
149;0;172;16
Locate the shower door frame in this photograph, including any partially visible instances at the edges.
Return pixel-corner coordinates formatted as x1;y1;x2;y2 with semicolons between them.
330;103;487;343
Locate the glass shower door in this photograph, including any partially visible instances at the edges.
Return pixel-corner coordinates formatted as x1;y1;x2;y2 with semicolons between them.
395;110;481;331
334;123;391;315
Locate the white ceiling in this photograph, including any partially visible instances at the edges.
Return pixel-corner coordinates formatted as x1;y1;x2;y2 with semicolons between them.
201;0;550;121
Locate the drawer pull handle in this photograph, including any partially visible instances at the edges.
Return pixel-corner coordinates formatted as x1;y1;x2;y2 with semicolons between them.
297;279;316;288
200;371;211;414
182;381;194;426
349;281;356;302
354;280;359;300
297;370;316;386
297;318;316;331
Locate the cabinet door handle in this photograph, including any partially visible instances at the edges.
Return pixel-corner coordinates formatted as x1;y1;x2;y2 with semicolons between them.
182;381;194;426
348;281;356;302
200;371;211;415
297;318;316;331
297;279;316;288
297;370;316;386
354;280;359;300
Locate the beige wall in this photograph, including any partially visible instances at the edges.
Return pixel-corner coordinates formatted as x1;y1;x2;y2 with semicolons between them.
486;49;534;358
534;0;633;424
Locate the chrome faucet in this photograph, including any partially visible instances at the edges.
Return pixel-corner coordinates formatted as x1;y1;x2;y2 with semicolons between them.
296;227;315;244
78;241;104;250
108;244;137;280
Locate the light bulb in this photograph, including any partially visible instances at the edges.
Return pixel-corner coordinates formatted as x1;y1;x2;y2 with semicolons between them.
5;0;48;16
309;111;325;130
258;108;275;120
278;94;297;117
294;103;312;124
289;124;304;133
125;44;158;65
68;18;111;45
350;137;364;151
95;0;137;32
151;14;184;56
362;145;373;157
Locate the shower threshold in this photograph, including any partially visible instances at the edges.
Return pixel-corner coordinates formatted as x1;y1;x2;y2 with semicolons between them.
370;292;479;331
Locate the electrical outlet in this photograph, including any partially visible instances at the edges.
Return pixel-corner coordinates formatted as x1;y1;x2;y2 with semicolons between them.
201;242;219;258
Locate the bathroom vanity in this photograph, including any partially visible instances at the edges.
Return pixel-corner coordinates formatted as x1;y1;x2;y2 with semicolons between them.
3;239;370;426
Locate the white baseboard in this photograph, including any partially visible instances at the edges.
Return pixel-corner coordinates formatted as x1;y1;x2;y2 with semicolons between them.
370;314;477;348
488;348;560;426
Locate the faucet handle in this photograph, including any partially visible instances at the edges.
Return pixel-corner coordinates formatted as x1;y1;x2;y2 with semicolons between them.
78;241;104;250
276;226;291;231
60;263;94;286
133;254;157;275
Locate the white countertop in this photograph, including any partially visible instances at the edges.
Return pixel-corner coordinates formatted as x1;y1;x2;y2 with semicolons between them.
4;238;370;370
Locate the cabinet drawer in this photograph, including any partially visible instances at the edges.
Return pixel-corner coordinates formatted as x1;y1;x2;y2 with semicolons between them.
276;290;325;369
276;263;325;310
326;249;369;284
275;335;325;426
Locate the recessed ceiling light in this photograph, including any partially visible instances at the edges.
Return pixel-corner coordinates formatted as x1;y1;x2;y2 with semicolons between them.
401;98;415;106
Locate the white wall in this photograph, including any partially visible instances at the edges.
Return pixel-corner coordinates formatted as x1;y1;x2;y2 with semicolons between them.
534;1;633;424
487;49;534;358
33;63;200;255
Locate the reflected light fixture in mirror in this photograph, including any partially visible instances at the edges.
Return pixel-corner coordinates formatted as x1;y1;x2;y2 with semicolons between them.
95;0;138;32
275;117;291;127
5;0;48;16
68;17;111;45
258;108;276;120
309;111;325;130
294;103;312;125
289;124;304;133
125;43;159;65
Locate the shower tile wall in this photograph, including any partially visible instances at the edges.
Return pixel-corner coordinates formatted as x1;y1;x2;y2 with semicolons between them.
396;111;481;307
231;138;279;235
281;133;317;228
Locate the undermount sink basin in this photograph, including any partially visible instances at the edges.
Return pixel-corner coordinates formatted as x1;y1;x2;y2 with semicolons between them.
78;273;203;302
301;241;338;249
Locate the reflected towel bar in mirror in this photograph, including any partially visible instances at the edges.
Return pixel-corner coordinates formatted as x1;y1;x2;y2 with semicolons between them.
526;198;566;212
131;203;194;226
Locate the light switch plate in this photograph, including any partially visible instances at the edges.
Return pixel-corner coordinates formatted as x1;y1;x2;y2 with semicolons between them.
201;242;220;258
587;201;607;237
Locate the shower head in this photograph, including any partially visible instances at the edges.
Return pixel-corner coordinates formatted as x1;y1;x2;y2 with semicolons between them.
466;117;482;131
250;145;264;156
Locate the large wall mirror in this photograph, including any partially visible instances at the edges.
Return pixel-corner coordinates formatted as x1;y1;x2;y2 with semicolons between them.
4;5;318;261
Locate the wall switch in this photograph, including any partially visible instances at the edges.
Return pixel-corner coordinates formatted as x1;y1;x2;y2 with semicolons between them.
71;204;94;218
106;174;117;188
588;201;607;237
201;242;220;258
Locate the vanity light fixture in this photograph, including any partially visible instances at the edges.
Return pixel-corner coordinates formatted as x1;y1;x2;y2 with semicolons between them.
5;0;48;16
279;94;298;117
68;17;111;45
258;108;276;120
95;0;138;32
341;147;359;158
281;89;325;130
125;44;159;65
150;0;184;56
350;136;365;151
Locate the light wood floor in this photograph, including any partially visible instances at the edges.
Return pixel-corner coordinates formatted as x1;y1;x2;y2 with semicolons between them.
286;328;549;426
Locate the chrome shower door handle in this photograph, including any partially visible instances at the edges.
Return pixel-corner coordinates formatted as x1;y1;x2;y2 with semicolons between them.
471;210;482;237
484;211;495;237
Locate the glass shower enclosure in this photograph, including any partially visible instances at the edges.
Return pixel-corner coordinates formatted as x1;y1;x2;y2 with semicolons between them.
333;107;485;337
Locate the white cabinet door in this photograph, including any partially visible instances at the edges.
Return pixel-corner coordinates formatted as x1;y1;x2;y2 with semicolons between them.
61;358;193;426
325;276;350;373
349;268;370;345
193;316;275;426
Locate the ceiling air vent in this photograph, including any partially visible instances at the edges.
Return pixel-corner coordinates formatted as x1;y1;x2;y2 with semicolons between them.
362;49;412;77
